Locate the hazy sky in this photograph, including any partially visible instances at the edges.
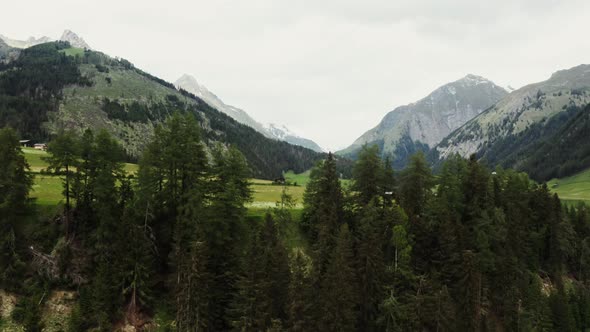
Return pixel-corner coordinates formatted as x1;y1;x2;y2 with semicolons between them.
3;0;590;150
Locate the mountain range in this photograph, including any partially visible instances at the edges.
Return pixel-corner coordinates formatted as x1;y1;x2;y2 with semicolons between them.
436;64;590;180
339;64;590;181
175;74;324;152
338;74;508;168
0;29;91;49
2;30;590;182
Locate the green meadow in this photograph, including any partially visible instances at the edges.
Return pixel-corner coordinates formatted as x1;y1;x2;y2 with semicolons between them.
548;168;590;204
23;147;308;210
28;145;590;209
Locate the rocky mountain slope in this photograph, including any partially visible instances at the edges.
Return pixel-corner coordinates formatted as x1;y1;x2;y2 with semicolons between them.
175;74;324;152
436;64;590;180
338;74;507;167
264;123;324;152
59;29;91;49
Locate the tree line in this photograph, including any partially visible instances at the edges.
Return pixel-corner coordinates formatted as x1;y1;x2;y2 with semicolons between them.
2;114;590;331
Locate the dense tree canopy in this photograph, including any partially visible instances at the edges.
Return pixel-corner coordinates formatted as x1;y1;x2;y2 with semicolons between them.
3;124;590;331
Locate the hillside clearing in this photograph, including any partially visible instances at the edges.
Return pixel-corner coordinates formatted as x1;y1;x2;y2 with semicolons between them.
548;168;590;204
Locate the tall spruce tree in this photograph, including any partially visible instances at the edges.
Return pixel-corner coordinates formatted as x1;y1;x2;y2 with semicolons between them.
287;249;313;332
302;152;344;275
0;127;32;291
318;224;358;332
352;144;384;206
44;130;80;236
356;199;388;331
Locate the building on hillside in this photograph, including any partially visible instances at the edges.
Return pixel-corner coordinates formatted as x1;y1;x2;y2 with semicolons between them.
34;143;47;151
19;140;31;147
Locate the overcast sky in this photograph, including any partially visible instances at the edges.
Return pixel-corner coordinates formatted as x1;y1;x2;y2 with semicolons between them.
3;0;590;150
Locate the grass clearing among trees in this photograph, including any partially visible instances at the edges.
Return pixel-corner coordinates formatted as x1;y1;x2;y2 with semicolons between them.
548;167;590;203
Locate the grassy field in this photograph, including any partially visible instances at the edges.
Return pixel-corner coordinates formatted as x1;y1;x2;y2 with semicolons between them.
548;168;590;204
23;147;311;209
60;47;85;57
284;170;311;186
249;184;304;209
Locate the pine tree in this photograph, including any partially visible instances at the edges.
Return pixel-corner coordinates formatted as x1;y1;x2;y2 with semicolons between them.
43;130;80;236
260;214;290;322
399;152;434;273
352;144;384;206
287;249;312;332
0;127;32;291
82;130;127;331
208;145;252;329
231;214;290;331
398;151;434;219
120;177;156;326
318;224;358;332
136;112;209;267
302;153;344;275
356;199;387;331
382;155;397;204
231;226;270;331
549;288;576;332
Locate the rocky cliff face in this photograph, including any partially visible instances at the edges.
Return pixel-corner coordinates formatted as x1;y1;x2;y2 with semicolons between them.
175;74;324;152
59;30;91;49
436;65;590;159
339;75;507;162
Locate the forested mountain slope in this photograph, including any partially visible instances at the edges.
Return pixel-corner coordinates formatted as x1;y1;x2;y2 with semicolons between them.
436;64;590;177
0;41;325;178
476;102;590;181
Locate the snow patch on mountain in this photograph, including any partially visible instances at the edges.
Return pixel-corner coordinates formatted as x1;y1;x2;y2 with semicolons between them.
175;74;324;152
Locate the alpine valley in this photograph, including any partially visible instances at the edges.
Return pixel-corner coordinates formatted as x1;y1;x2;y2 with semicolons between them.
3;23;590;332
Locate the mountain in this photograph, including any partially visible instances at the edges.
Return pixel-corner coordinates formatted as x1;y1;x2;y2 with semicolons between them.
175;74;267;133
264;123;324;153
0;29;90;50
0;42;326;178
59;29;91;49
0;38;19;63
175;74;324;152
338;74;507;168
436;64;590;180
0;34;52;48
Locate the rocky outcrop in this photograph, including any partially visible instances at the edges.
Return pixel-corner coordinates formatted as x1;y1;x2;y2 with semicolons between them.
59;30;91;49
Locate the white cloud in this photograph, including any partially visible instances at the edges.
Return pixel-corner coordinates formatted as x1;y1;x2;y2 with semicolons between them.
2;0;590;150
